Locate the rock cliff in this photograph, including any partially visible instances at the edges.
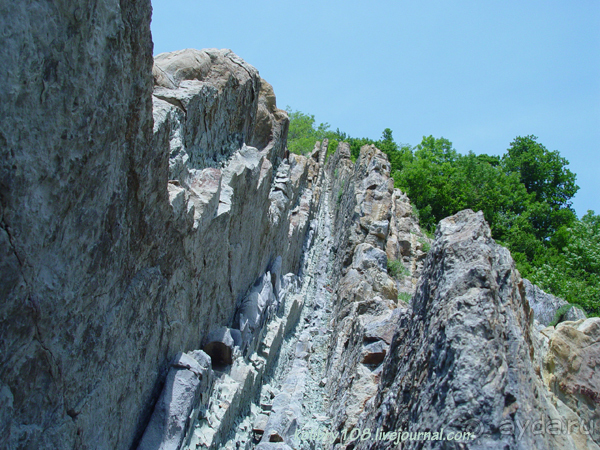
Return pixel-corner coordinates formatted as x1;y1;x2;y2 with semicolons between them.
323;141;431;436
355;209;599;450
1;3;599;450
0;3;319;448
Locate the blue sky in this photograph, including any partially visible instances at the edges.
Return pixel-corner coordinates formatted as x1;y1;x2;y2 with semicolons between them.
151;0;599;216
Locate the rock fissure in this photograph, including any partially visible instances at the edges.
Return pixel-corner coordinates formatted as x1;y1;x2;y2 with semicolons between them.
226;54;255;86
0;220;25;272
154;94;188;114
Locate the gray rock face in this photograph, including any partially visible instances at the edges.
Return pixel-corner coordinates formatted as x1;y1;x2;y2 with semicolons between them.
524;278;586;326
153;48;287;179
138;351;213;450
2;3;599;449
353;243;388;272
0;4;320;448
235;270;280;354
1;1;155;448
356;210;598;450
322;144;430;433
540;318;600;447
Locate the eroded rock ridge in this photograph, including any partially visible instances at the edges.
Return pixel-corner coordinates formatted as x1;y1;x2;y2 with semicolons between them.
1;4;599;450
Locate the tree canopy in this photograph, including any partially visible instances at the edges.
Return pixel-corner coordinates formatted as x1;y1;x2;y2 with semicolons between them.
504;135;579;209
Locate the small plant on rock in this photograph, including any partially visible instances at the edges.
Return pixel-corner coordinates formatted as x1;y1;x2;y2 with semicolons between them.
337;188;344;205
388;259;409;280
549;304;575;327
418;237;431;253
398;292;412;303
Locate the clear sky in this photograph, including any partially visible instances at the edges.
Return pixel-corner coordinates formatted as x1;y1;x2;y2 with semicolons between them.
151;0;599;216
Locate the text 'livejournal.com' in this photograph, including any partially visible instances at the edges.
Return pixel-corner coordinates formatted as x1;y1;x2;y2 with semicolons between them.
291;416;595;446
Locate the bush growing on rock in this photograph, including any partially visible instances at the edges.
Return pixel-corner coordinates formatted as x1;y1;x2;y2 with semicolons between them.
387;259;409;280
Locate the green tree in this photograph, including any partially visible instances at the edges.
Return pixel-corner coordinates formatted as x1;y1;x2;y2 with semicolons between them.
379;128;398;153
286;108;349;157
458;151;531;242
376;128;413;174
529;211;600;315
503;135;579;208
393;136;543;263
393;136;466;230
286;108;332;155
502;135;579;239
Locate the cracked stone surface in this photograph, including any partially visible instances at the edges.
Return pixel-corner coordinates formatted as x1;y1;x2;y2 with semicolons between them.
0;6;316;447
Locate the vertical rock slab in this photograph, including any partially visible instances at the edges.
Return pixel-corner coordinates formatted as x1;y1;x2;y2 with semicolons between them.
0;5;318;450
0;1;155;448
138;351;214;450
357;209;596;450
322;144;430;434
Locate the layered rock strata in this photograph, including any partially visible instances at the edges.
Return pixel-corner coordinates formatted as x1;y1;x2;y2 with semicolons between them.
0;4;322;447
355;210;599;450
323;143;431;434
539;318;600;447
182;153;336;450
2;3;599;449
524;279;586;327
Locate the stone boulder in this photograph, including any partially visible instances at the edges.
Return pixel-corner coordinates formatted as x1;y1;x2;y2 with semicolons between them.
202;327;242;367
541;318;600;446
352;243;388;273
137;351;213;450
524;278;586;326
236;272;278;353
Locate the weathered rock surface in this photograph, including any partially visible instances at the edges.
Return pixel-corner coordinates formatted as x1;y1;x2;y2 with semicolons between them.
524;278;586;326
153;48;287;181
2;3;599;450
138;351;213;450
540;318;600;446
0;4;320;448
356;210;599;450
1;1;156;448
322;143;430;434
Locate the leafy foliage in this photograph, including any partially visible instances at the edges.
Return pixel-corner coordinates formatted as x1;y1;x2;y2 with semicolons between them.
387;259;409;280
418;237;431;253
398;292;413;303
326;139;339;160
393;136;533;235
285;107;346;157
504;135;579;209
549;304;575;327
286;108;331;155
503;135;579;240
528;211;600;315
